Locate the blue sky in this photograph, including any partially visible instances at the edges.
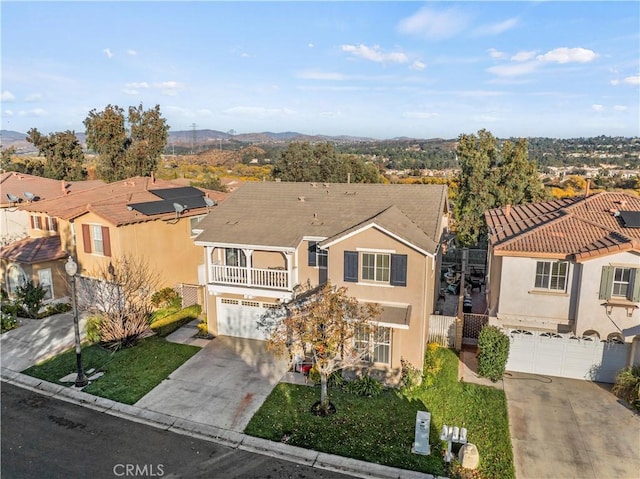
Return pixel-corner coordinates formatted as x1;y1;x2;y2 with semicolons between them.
2;1;639;139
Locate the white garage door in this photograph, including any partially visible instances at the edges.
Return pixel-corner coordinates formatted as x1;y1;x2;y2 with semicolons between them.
505;329;629;383
216;298;274;340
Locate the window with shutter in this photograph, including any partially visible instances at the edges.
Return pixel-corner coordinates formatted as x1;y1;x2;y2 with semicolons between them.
600;266;640;302
344;251;358;282
390;254;407;287
82;224;92;253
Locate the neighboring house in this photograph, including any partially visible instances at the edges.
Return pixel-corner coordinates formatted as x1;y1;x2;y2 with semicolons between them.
194;182;449;380
1;175;226;304
0;171;104;246
485;191;640;382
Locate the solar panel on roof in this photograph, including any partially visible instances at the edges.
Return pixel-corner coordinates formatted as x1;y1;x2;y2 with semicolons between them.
150;187;203;200
127;189;208;216
620;211;640;228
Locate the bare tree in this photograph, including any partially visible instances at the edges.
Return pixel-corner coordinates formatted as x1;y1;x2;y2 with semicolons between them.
258;281;381;415
78;255;160;350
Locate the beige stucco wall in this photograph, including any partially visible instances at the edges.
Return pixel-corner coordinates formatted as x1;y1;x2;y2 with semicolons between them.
575;251;640;342
326;226;433;371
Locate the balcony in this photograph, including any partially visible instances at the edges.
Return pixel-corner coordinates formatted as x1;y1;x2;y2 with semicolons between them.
210;264;290;290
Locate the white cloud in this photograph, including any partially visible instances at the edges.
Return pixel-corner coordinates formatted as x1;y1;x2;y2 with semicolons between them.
18;108;47;117
127;49;137;56
511;51;537;62
158;81;182;89
410;60;426;71
613;105;627;111
4;110;13;116
341;44;408;64
536;47;597;64
223;106;296;119
319;111;341;118
487;62;540;77
1;91;15;101
403;111;439;119
308;43;314;48
126;82;150;89
610;79;620;86
488;48;506;59
623;75;640;85
103;48;114;59
591;104;604;112
123;89;139;95
397;6;470;40
25;93;42;102
473;18;519;36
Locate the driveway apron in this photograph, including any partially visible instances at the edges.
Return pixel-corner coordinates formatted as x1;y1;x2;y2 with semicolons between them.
134;336;289;433
504;372;640;479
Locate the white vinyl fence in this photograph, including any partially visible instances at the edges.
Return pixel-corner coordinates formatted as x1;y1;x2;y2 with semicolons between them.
428;315;457;347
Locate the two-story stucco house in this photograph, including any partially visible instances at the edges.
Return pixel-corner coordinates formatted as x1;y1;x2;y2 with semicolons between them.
194;182;449;378
485;191;640;382
2;175;226;304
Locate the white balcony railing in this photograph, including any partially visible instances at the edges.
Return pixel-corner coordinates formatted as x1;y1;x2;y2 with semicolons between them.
210;264;289;290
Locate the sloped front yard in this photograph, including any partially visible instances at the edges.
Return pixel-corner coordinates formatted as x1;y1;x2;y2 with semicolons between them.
22;336;200;405
245;348;514;478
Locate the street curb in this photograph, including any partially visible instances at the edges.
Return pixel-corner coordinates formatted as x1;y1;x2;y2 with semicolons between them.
1;370;444;479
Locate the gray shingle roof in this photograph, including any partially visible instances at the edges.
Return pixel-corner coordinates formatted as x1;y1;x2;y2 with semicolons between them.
195;182;448;254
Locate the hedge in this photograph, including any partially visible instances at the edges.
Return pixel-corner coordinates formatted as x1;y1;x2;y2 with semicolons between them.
150;304;202;337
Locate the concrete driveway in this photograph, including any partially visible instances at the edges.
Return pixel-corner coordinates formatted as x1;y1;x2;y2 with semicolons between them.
504;372;640;479
135;336;289;433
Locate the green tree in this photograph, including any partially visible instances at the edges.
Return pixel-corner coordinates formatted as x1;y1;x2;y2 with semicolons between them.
84;103;169;182
26;129;86;180
272;142;382;183
258;282;381;415
1;146;17;171
454;130;547;246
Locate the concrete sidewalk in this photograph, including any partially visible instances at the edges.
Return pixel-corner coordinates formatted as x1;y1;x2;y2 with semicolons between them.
1;312;87;372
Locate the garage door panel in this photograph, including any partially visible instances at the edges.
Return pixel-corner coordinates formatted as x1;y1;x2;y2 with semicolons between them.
505;329;629;384
217;299;270;340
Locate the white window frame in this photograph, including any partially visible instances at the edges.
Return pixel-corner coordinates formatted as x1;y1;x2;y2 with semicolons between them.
361;252;390;283
612;267;632;298
47;216;57;232
354;325;391;365
534;260;568;291
92;225;104;255
317;247;328;268
37;268;53;301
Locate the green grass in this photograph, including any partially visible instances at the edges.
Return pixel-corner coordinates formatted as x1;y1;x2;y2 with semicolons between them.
245;348;514;479
22;336;200;405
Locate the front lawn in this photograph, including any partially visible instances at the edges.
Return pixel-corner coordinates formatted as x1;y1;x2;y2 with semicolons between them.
245;348;514;478
22;336;200;404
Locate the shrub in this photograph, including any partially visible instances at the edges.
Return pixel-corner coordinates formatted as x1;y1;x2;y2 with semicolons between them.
14;281;47;319
423;342;443;386
86;316;103;344
344;373;384;397
151;287;181;309
400;357;422;391
150;304;201;337
612;366;640;411
1;310;18;333
38;302;72;318
477;325;510;382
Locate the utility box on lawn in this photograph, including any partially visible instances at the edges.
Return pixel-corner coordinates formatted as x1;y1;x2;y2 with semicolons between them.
411;411;431;455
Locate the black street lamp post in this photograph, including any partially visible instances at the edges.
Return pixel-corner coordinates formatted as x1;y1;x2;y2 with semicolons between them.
65;256;88;388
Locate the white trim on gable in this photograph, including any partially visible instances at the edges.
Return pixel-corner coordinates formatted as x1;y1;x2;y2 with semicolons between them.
321;223;433;257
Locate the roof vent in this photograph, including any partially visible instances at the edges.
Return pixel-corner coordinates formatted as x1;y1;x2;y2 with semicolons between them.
298;196;305;202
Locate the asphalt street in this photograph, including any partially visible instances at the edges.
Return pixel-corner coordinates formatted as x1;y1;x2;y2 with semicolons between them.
1;382;354;479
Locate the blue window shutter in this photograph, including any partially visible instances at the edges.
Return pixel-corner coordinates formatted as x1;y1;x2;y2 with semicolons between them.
390;254;407;286
599;266;613;300
344;251;358;282
630;268;640;302
308;241;317;267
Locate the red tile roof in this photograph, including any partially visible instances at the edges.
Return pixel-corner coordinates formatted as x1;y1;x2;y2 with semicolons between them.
17;176;227;226
1;172;104;207
0;235;66;264
485;192;640;261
